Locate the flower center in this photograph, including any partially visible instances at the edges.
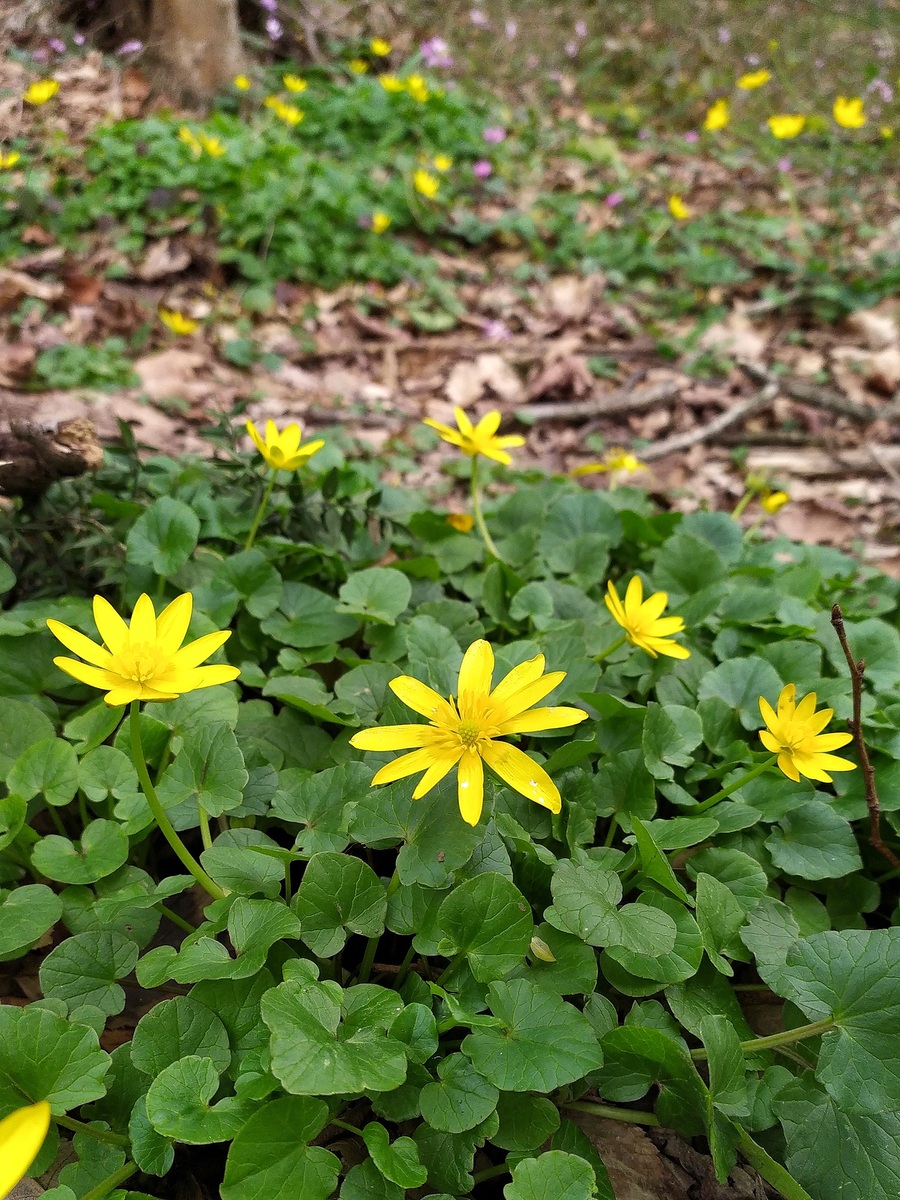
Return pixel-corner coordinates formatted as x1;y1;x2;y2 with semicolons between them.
456;719;482;749
114;641;168;685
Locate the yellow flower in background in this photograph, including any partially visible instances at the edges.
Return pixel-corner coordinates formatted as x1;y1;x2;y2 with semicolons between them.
737;69;771;90
571;448;647;477
414;168;440;198
178;126;203;156
768;39;779;50
881;126;894;139
424;408;526;465
349;59;368;74
0;1101;51;1198
23;79;59;105
246;418;324;470
283;74;308;93
605;577;690;659
668;195;691;220
47;593;240;706
446;512;474;532
350;640;588;825
0;151;21;169
759;684;855;783
703;98;730;132
264;96;304;124
433;153;453;172
233;74;252;90
371;210;392;233
761;488;789;513
371;38;392;56
768;114;805;139
159;309;198;335
406;74;430;102
379;74;405;93
833;96;866;128
199;133;226;157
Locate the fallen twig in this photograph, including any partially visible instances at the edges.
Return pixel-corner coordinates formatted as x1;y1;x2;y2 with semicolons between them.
830;604;900;870
515;379;680;424
739;359;900;423
294;335;658;361
640;381;779;462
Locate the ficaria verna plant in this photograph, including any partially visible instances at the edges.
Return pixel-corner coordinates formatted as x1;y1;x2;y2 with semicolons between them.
0;414;898;1200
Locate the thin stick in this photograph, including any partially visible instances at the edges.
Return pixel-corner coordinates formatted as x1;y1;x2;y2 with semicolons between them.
830;604;900;868
517;379;680;424
640;381;779;462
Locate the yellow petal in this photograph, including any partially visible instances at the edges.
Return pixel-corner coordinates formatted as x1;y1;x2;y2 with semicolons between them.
497;706;588;735
793;692;818;724
104;684;146;707
129;594;157;644
53;657;119;692
93;595;129;653
412;747;462;799
280;424;302;457
475;411;502;439
641;591;669;622
809;732;853;752
759;695;778;729
776;751;800;782
648;615;685;636
645;637;691;660
46;620;112;668
493;435;527;449
180;665;241;690
351;724;435;751
776;684;796;719
457;750;484;825
0;1101;51;1197
265;419;279;447
423;418;456;439
171;630;232;669
481;740;561;813
500;671;566;719
372;747;436;785
458;640;494;699
390;676;456;722
604;582;626;627
479;446;514;466
489;655;546;708
805;751;856;774
454;407;474;436
759;730;781;753
246;420;267;457
624;575;644;614
156;592;192;654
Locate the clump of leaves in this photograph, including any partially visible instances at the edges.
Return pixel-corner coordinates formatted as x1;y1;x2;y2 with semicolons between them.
33;339;139;391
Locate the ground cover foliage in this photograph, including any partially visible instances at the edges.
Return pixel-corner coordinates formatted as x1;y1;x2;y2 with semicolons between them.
2;419;900;1200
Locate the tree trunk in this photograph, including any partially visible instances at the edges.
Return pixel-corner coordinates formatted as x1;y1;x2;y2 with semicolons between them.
148;0;245;105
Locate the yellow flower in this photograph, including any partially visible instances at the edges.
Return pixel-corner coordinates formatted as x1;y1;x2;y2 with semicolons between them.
571;448;647;477
264;96;304;125
446;512;474;533
433;153;453;172
703;98;730;132
833;96;866;128
668;195;691;220
159;309;198;335
881;126;895;139
759;684;855;783
350;640;588;825
0;151;21;169
761;488;789;513
406;74;430;103
178;126;203;156
233;74;252;90
47;593;240;707
23;79;60;105
246;418;324;470
199;133;226;157
414;168;440;198
349;59;368;74
424;408;525;465
282;74;308;93
0;1101;51;1197
371;38;392;56
605;576;690;659
768;39;779;50
737;69;771;90
767;114;805;139
379;74;405;93
371;210;392;233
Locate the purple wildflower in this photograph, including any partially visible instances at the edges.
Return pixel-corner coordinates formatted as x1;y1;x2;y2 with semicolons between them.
48;37;66;54
483;318;511;340
684;130;699;143
868;78;893;102
777;157;791;172
473;159;493;178
259;0;278;10
565;40;578;57
470;9;490;27
483;126;506;143
265;16;283;39
420;36;453;68
73;33;85;45
575;20;587;37
117;39;143;54
605;192;624;207
505;19;517;38
718;26;730;43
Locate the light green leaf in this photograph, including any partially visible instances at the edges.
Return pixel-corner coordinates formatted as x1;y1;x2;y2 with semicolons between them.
340;1159;404;1200
131;996;232;1077
504;1151;595;1200
765;802;862;881
545;860;677;956
78;747;139;805
0;884;63;960
642;703;703;781
362;1121;428;1188
551;1120;615;1200
594;1025;707;1133
0;697;54;776
463;979;603;1092
126;497;200;576
40;931;139;1017
8;737;78;806
0;1004;109;1112
512;922;598;997
271;762;364;855
262;980;408;1095
701;1015;749;1120
389;1003;438;1065
158;723;248;818
146;1055;256;1144
739;897;801;993
493;1093;560;1151
32;819;130;885
261;581;361;648
420;1053;499;1133
602;893;703;994
339;567;412;625
293;852;386;957
697;657;783;730
630;817;692;905
437;873;533;982
695;873;747;976
221;1096;338;1200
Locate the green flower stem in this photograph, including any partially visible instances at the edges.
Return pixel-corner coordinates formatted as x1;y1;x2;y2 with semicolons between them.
593;633;628;663
332;1117;365;1137
156;903;196;935
736;1128;814;1200
693;755;777;814
561;1101;659;1126
730;489;755;520
80;1161;138;1200
55;1114;131;1147
436;950;467;985
472;1162;511;1184
357;934;380;984
47;805;68;837
470;456;503;561
197;804;213;852
129;702;226;901
392;942;418;990
691;1018;835;1060
244;467;278;551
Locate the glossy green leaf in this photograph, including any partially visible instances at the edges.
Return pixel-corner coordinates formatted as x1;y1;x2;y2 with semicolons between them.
293;852;386;957
437;873;533;982
221;1097;338;1200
